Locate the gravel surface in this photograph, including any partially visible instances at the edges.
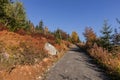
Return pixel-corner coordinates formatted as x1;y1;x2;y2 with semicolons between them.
45;46;110;80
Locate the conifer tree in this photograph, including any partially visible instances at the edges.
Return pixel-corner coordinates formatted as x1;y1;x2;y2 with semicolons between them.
35;20;44;33
38;20;44;33
100;20;112;50
112;29;120;45
0;0;28;31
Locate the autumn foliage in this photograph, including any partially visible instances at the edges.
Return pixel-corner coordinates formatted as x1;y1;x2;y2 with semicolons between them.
82;23;120;79
89;44;120;79
83;27;97;48
71;31;80;43
0;29;71;80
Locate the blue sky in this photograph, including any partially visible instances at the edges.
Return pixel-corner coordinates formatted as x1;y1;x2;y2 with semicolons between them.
20;0;120;41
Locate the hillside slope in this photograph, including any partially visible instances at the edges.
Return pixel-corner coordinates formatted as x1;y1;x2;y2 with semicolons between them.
0;30;70;80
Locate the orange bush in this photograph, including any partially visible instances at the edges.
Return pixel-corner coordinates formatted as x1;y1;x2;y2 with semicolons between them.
89;43;120;79
0;27;71;79
0;30;49;71
83;27;97;48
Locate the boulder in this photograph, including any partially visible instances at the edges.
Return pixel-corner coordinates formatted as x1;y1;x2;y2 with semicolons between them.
44;43;58;55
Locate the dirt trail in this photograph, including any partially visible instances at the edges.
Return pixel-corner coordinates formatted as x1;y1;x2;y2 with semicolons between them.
45;46;110;80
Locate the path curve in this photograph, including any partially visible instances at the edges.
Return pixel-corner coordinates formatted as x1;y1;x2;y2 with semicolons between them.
45;46;110;80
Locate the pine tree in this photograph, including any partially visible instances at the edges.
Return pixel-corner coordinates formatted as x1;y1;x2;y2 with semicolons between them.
54;29;69;40
5;1;28;31
27;20;35;32
0;0;28;31
111;18;120;45
53;29;62;44
54;29;62;40
38;20;44;33
100;20;112;51
111;29;120;45
35;25;39;31
0;0;10;23
35;20;44;33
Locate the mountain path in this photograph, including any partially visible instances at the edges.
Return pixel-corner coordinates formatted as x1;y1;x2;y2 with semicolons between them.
44;46;110;80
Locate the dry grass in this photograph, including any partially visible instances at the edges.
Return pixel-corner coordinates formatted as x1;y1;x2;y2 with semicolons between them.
88;43;120;79
0;30;48;80
0;30;71;80
0;57;54;80
0;31;48;70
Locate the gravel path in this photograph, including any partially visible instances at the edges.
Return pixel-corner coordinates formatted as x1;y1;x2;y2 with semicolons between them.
45;46;110;80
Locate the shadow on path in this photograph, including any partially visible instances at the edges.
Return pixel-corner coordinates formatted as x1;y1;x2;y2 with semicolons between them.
45;46;111;80
71;46;111;80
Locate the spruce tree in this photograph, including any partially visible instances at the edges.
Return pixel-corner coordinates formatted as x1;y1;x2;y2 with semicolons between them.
100;20;112;51
38;20;44;33
112;29;120;45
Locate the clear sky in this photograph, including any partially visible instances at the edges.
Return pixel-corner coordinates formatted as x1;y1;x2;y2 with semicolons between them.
20;0;120;41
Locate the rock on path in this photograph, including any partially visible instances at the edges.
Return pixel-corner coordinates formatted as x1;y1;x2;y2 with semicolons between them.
45;46;110;80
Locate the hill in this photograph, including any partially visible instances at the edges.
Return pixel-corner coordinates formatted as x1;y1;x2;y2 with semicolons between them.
0;30;71;80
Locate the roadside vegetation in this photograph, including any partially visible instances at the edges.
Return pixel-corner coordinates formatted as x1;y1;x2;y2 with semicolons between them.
81;19;120;80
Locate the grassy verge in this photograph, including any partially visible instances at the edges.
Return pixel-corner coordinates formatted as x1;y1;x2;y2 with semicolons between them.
77;44;120;80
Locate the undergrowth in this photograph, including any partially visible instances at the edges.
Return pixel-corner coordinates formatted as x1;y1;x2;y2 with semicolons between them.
0;40;48;72
82;43;120;80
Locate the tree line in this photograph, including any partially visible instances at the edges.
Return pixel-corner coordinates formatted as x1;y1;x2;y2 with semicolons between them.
83;19;120;53
0;0;80;44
